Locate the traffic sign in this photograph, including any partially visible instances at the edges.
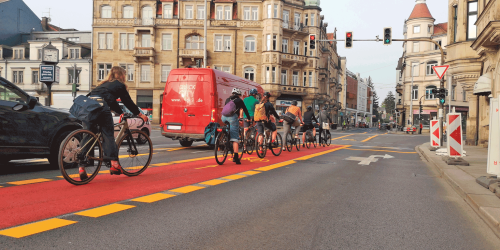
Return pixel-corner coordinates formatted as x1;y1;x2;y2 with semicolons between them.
447;113;463;157
432;65;449;79
430;120;440;147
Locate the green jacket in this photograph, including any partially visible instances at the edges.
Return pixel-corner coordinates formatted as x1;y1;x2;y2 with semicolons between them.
243;96;259;118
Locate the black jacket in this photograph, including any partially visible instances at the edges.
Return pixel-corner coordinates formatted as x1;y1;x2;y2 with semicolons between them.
90;80;140;116
225;95;251;119
318;110;332;124
263;102;280;121
303;110;318;125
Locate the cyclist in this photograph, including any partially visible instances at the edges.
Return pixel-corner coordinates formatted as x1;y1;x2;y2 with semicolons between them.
300;106;318;148
282;100;303;141
318;106;333;144
254;92;280;155
243;89;260;138
222;88;251;165
80;66;148;179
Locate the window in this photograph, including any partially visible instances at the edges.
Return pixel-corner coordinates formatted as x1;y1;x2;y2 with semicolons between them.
303;72;307;87
252;7;258;20
309;72;313;87
68;68;80;84
98;33;113;50
412;86;418;100
273;35;277;51
123;6;133;18
197;5;204;20
426;86;437;99
451;85;456;100
282;39;288;53
161;65;171;82
38;49;42;60
141;65;150;82
413;42;419;52
267;5;271;18
0;81;27;103
244;7;251;20
304;42;308;56
281;70;287;85
224;6;231;20
141;33;151;47
434;40;442;50
120;33;134;50
98;63;112;80
293;41;299;55
428;25;432;33
216;6;223;20
12;71;23;84
160;34;172;50
266;34;271;51
305;14;308;26
32;70;38;84
274;4;278;18
244;67;255;81
224;36;231;51
310;14;315;26
101;5;112;18
67;37;80;42
294;13;301;30
127;64;134;81
215;35;230;51
69;48;80;59
244;36;256;52
467;1;478;40
413;25;420;34
214;66;231;73
292;71;299;86
426;61;437;75
164;4;173;19
453;5;458;42
186;35;204;49
412;63;419;77
185;5;193;19
463;89;467;101
265;67;270;83
19;71;23;83
272;67;276;83
283;10;289;28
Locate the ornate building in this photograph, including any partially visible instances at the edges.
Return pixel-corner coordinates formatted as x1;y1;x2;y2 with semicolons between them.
92;0;342;123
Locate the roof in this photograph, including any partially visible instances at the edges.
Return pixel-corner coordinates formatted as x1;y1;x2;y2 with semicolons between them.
396;57;404;70
408;1;433;20
433;23;447;36
327;33;334;45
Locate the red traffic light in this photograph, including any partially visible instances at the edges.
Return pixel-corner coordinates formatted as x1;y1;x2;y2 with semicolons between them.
346;32;352;38
310;35;315;40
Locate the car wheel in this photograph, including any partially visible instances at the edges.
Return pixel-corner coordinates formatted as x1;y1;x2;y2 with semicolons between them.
48;131;71;168
179;140;193;147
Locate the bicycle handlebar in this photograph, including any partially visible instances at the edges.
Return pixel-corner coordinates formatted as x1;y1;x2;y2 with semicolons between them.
120;113;146;127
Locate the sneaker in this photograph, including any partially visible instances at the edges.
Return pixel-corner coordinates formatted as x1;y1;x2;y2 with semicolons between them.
302;143;306;148
234;153;241;165
258;150;264;155
79;166;88;181
110;161;123;175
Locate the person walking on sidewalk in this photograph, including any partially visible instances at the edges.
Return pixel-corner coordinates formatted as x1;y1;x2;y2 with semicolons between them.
419;122;423;134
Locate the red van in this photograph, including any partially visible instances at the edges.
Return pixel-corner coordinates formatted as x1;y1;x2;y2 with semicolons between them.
161;68;263;147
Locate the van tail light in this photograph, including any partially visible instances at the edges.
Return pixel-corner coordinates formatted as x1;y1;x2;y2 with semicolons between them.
211;109;215;122
217;128;223;132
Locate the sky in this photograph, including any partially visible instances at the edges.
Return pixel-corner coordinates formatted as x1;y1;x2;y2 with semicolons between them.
23;0;448;101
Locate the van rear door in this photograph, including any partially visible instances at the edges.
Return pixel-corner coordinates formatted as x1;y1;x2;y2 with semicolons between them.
163;75;187;133
184;72;213;134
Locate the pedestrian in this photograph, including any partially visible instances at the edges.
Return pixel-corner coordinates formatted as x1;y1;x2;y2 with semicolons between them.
419;122;423;134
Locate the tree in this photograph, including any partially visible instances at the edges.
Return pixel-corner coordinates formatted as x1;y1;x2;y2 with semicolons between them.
368;77;380;122
383;91;396;119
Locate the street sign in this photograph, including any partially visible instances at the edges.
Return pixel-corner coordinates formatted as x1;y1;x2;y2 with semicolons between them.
432;65;449;79
40;65;55;82
447;112;463;157
430;120;440;147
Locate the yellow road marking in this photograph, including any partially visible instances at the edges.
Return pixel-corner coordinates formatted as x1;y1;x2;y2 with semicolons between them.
295;145;351;160
240;171;261;175
222;175;246;180
361;134;380;142
7;178;52;185
119;153;156;159
170;185;205;193
131;193;175;203
75;204;135;218
331;134;354;140
342;139;356;141
151;156;214;167
344;148;417;154
167;147;188;152
0;218;77;238
362;132;367;134
200;179;229;186
195;165;219;170
255;160;296;171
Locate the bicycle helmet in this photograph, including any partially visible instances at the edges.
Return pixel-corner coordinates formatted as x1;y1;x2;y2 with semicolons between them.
250;89;258;95
263;92;271;97
307;106;313;111
291;100;298;106
232;88;242;96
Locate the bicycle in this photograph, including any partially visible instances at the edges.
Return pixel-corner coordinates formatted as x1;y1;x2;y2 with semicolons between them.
302;126;318;149
255;126;283;158
284;126;301;152
214;120;245;165
58;113;153;185
318;129;332;147
244;121;257;155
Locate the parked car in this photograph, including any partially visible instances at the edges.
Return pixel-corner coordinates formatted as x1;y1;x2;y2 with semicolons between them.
112;103;151;144
380;123;388;130
359;122;367;128
0;77;82;166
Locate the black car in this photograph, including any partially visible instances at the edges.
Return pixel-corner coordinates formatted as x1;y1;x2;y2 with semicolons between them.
0;77;81;166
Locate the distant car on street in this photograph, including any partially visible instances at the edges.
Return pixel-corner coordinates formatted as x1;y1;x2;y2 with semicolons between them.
359;122;367;128
112;103;151;144
0;77;82;166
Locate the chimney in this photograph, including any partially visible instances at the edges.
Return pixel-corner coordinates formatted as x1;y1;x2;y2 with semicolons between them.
42;17;49;30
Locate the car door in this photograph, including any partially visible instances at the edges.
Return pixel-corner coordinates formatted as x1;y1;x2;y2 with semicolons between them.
0;79;45;150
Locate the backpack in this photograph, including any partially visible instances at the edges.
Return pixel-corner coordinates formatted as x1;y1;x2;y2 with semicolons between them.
69;95;104;123
282;112;296;124
254;103;267;121
204;122;220;145
221;100;238;117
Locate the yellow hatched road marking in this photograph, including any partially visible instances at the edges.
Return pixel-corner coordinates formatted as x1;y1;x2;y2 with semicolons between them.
345;148;417;154
0;218;77;238
75;204;135;218
222;175;246;180
255;160;296;171
240;171;261;175
361;134;380;142
200;179;229;186
131;193;175;203
7;178;52;185
295;145;351;160
170;185;205;193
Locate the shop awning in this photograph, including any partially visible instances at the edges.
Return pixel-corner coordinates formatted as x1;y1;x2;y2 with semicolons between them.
473;72;492;96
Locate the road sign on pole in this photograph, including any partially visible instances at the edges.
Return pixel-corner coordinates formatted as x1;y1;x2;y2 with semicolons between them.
430;120;440;147
447;112;463;157
432;65;449;79
487;96;500;175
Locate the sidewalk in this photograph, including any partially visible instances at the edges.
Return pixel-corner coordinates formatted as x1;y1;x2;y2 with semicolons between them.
417;142;500;238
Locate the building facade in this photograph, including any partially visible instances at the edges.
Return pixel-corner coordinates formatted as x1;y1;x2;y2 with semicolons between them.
0;0;43;46
92;0;342;123
397;0;468;130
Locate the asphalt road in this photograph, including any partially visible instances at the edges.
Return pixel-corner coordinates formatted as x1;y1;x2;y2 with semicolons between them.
1;127;500;249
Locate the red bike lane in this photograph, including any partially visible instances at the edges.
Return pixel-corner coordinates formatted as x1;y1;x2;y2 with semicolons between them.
0;145;345;230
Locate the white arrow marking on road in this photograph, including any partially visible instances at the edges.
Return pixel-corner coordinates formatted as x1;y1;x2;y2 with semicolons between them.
345;154;394;165
371;154;395;159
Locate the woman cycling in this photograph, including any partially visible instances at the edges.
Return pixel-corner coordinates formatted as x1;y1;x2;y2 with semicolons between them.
222;88;251;165
79;66;148;179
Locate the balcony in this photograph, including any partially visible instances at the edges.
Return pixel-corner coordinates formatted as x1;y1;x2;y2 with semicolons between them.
94;18;135;26
283;22;310;38
179;49;204;59
280;86;308;96
281;54;308;67
133;47;154;62
155;18;179;26
180;20;204;27
134;18;155;26
240;21;262;28
396;84;403;95
211;20;237;27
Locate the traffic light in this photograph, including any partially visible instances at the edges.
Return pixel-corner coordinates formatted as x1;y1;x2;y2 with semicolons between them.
383;27;392;45
419;105;423;114
345;32;353;49
72;83;80;97
438;88;446;105
309;34;316;49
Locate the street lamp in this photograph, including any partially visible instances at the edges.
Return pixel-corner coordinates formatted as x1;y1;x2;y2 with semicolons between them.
409;61;426;127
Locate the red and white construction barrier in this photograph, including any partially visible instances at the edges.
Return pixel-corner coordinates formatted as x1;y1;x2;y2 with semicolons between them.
447;113;463;157
430;120;440;147
487;96;500;175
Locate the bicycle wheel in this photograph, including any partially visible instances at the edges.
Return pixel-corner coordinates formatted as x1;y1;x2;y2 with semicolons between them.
270;133;283;156
256;133;267;158
295;138;301;151
215;132;229;165
233;129;245;161
245;129;256;155
312;134;317;148
305;134;311;149
285;133;293;152
325;131;332;146
59;129;102;185
119;130;152;176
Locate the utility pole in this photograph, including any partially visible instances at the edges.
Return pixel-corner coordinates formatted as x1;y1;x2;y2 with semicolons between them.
203;0;207;68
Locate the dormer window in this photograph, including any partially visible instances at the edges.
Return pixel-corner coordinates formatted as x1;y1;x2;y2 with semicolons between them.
13;49;23;59
69;48;80;59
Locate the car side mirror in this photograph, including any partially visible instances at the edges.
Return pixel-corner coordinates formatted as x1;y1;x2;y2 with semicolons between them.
12;103;29;112
28;96;38;109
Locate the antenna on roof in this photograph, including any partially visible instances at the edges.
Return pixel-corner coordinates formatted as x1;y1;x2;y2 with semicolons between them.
42;8;51;22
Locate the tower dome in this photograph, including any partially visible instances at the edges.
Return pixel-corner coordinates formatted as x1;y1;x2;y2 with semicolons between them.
408;0;433;20
304;0;320;7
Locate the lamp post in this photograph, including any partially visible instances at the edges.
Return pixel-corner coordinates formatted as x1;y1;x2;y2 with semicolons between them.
203;0;207;68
